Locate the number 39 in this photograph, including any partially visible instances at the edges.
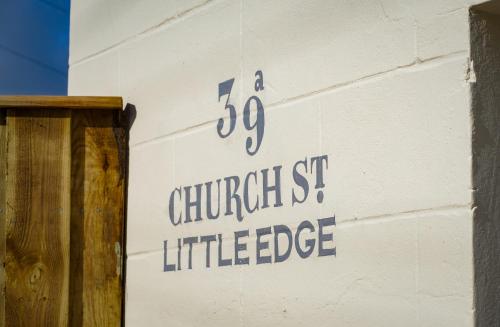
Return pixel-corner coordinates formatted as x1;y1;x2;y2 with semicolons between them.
216;71;265;156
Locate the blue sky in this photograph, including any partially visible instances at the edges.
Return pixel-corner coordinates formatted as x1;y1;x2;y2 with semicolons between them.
0;0;70;95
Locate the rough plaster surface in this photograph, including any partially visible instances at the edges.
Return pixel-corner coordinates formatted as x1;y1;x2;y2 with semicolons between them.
68;0;496;326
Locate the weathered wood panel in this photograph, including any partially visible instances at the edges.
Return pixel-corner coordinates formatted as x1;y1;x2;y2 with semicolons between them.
0;96;126;326
0;96;122;110
5;110;71;326
69;110;125;327
0;109;6;327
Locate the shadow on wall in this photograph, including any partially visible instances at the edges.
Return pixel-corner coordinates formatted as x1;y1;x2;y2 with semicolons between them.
0;0;70;95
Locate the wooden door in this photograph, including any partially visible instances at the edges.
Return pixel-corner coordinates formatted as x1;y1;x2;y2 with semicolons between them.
0;96;128;326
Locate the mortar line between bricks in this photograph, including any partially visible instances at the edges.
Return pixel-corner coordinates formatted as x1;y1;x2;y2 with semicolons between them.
127;248;164;260
126;204;470;258
264;50;467;112
338;204;470;227
69;0;218;67
238;1;245;323
130;50;468;149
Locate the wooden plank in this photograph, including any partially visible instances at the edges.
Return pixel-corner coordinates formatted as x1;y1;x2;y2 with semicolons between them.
0;110;6;327
70;110;125;326
0;96;122;110
5;109;71;326
472;1;500;15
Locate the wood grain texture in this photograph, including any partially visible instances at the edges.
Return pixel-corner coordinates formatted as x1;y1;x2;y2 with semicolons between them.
0;110;6;327
5;109;71;326
69;110;125;327
0;97;122;110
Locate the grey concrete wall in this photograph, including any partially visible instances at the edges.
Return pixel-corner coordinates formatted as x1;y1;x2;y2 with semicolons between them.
470;3;500;326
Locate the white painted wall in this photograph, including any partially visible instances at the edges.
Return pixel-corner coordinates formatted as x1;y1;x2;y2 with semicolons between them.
69;1;488;326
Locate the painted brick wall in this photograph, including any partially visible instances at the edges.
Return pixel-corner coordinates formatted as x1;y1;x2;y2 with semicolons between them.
69;1;488;326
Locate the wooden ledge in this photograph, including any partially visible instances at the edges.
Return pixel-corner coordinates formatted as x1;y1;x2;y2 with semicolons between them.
471;1;500;15
0;96;123;110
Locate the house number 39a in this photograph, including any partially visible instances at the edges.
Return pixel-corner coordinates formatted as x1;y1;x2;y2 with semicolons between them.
216;70;265;156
